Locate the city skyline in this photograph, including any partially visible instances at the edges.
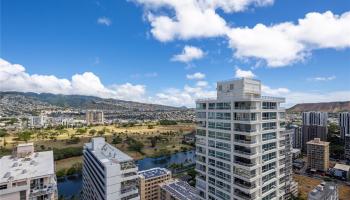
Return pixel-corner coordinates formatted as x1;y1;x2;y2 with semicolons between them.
1;0;350;107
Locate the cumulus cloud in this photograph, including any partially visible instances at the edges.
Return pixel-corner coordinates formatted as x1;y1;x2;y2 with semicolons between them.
154;85;216;107
262;85;290;96
234;67;256;78
131;72;158;78
135;0;273;41
133;0;350;67
186;72;206;80
97;17;112;26
171;45;204;63
308;75;336;81
196;80;208;87
0;58;146;101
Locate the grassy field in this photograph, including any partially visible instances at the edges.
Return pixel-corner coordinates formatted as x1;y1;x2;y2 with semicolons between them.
294;174;350;200
0;123;196;173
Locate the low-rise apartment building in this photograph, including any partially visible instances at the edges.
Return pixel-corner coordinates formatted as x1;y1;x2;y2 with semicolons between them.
81;137;140;200
159;179;198;200
308;182;338;200
138;168;171;200
307;138;330;172
0;143;57;200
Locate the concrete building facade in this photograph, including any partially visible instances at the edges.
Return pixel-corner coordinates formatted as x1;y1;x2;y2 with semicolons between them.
302;112;328;152
308;182;338;200
159;179;198;200
85;110;104;125
138;168;171;200
293;126;302;149
306;138;330;172
195;78;292;200
0;143;57;200
81;137;139;200
339;112;350;160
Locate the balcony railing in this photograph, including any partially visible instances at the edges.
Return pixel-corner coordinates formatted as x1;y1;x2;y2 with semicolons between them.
234;128;257;133
235;150;256;156
234;139;256;144
234;161;256;167
234;191;256;200
235;181;256;189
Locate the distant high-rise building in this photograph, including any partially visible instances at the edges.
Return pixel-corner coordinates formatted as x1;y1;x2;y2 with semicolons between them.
81;137;139;200
307;138;330;172
302;112;328;152
292;126;303;149
0;143;57;200
283;129;299;199
159;179;198;200
308;182;338;200
138;168;172;200
339;112;350;160
195;78;293;200
85;110;104;125
28;115;47;128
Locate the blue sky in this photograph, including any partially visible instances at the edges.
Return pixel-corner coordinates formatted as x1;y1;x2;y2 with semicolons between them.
1;0;350;107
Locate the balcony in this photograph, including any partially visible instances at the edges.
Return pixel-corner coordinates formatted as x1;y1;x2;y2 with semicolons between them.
234;190;256;200
234;180;256;190
234;161;256;167
234;139;257;145
234;128;257;133
29;184;57;198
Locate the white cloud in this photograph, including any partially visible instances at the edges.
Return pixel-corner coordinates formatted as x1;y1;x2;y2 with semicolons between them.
196;80;208;87
234;67;256;78
133;0;350;67
186;72;206;80
131;72;158;78
154;85;216;107
262;85;290;96
135;0;273;42
0;58;145;102
227;23;306;67
97;17;112;26
227;11;350;67
171;45;204;63
308;75;336;81
261;84;350;107
2;58;349;108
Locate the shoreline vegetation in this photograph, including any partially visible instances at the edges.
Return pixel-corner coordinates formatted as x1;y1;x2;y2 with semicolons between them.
0;121;196;177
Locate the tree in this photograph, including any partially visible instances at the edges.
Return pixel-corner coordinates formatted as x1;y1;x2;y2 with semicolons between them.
97;130;105;136
112;136;122;144
0;129;8;137
76;128;87;135
89;129;97;136
148;125;154;129
17;131;33;142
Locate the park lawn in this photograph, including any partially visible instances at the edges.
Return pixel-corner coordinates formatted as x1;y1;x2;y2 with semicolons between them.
1;123;195;173
293;174;350;200
1;123;195;148
55;156;82;172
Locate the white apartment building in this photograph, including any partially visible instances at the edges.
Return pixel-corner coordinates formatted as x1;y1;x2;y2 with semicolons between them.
195;78;292;200
0;143;57;200
81;137;140;200
85;110;104;125
339;112;350;160
28;115;47;128
308;182;338;200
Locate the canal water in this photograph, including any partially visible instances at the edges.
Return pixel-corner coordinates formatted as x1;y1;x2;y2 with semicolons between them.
57;150;195;198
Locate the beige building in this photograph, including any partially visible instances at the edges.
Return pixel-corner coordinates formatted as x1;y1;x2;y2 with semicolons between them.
307;138;330;172
138;168;171;200
85;110;104;125
159;179;198;200
0;143;57;200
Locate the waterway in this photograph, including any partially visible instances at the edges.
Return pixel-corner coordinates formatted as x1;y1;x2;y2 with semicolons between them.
57;150;195;198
